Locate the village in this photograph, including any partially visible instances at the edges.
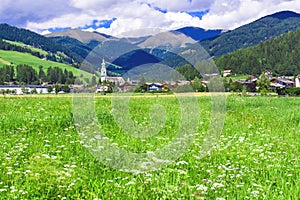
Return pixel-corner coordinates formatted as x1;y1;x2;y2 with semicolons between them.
1;61;300;95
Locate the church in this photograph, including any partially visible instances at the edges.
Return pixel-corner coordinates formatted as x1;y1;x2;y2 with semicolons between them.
96;59;126;93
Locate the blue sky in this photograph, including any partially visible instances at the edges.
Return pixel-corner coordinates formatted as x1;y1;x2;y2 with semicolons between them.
0;0;299;37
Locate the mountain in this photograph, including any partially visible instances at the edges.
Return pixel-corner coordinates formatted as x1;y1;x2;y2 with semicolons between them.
174;27;222;41
50;36;93;59
200;10;300;57
45;29;114;43
216;28;300;76
0;24;83;64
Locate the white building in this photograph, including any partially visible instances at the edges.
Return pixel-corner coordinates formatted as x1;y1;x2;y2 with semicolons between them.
0;85;48;94
296;75;300;87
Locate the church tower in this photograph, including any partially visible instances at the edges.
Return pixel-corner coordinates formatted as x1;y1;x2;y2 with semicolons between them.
100;58;107;82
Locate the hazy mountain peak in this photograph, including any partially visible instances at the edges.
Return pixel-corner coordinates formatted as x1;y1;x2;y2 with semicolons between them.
138;31;196;50
45;29;111;43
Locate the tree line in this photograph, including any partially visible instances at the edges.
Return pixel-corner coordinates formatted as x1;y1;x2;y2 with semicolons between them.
0;64;76;85
216;28;300;76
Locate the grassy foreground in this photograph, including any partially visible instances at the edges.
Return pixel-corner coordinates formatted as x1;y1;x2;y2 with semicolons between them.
0;94;299;199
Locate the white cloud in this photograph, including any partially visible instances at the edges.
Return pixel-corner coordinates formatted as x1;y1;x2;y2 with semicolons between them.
199;0;300;30
0;0;300;36
138;0;213;12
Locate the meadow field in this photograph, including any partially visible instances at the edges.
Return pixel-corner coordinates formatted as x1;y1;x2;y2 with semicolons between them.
0;94;299;199
0;50;93;79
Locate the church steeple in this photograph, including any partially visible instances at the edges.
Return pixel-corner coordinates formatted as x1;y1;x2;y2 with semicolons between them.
100;58;107;82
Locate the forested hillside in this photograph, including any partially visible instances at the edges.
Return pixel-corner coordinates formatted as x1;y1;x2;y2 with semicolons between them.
0;24;83;65
200;11;300;57
216;28;300;76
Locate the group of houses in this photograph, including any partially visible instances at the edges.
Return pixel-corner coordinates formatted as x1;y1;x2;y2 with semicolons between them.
0;85;48;94
232;70;300;92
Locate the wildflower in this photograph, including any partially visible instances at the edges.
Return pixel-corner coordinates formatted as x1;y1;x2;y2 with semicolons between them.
176;160;188;165
196;184;208;192
125;181;135;186
251;190;259;197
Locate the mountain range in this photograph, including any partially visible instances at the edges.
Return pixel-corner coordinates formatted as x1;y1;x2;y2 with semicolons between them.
0;10;300;76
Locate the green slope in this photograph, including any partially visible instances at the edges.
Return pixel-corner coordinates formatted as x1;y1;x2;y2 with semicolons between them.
3;39;48;56
0;23;83;64
0;50;93;78
216;28;300;76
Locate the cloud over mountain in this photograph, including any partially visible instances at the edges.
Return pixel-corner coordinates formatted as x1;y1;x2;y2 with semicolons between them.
0;0;299;37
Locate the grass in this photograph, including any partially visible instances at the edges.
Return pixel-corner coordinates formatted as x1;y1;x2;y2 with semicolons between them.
3;40;48;56
0;94;299;199
224;74;250;81
0;50;93;79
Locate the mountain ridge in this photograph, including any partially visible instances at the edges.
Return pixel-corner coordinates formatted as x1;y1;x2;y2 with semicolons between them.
199;10;300;57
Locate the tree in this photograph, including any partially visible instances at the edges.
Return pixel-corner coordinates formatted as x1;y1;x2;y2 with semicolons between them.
191;77;205;92
62;84;70;93
257;72;270;95
135;75;147;92
91;75;97;86
47;86;53;93
54;84;60;94
16;64;37;84
31;88;37;94
38;65;47;83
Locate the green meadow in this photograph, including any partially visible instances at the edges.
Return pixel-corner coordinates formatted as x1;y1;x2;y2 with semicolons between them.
0;50;93;78
0;94;299;199
3;40;48;56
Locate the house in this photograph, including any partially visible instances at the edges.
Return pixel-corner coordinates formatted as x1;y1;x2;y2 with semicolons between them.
106;77;125;85
296;75;300;88
270;78;295;89
95;85;109;93
145;82;168;92
118;82;136;92
223;70;232;77
203;73;219;80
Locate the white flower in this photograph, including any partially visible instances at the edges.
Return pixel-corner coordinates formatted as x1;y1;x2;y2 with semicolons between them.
196;184;208;192
251;190;259;197
176;160;188;165
125;181;135;186
212;183;224;188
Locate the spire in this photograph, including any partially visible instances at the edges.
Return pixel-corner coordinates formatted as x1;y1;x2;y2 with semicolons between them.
100;58;107;82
